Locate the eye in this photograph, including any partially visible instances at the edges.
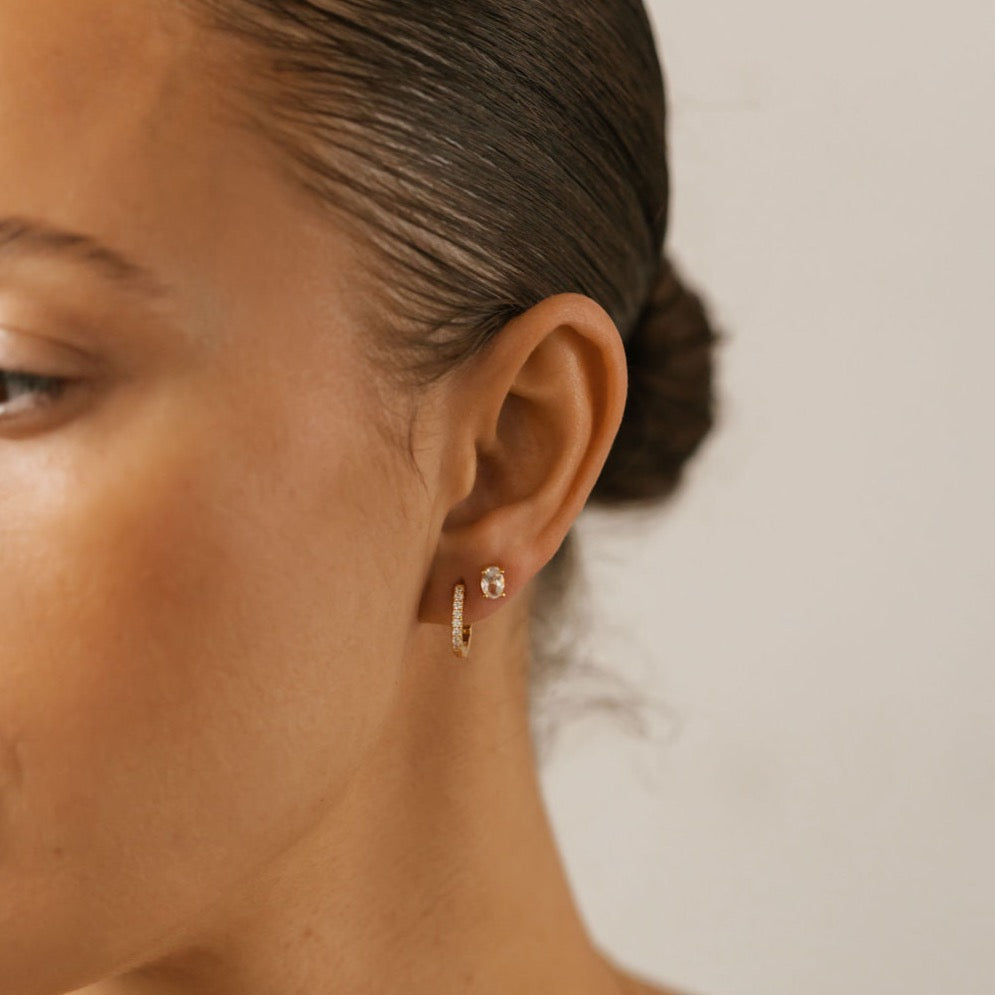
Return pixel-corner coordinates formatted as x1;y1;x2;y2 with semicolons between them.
0;367;71;420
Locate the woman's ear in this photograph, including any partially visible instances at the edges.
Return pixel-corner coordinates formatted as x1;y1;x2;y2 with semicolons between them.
417;292;628;626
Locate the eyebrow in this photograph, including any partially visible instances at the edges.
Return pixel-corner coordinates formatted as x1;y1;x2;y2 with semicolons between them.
0;215;174;301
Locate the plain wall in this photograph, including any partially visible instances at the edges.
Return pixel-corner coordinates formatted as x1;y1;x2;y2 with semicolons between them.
538;3;995;994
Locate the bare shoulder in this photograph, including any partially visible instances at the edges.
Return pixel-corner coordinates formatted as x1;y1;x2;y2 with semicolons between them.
612;964;702;995
632;982;695;995
624;979;694;995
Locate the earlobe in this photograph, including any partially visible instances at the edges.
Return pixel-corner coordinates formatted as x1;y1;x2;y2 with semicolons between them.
418;293;627;642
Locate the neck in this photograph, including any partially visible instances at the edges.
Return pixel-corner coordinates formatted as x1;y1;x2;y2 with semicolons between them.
70;592;623;995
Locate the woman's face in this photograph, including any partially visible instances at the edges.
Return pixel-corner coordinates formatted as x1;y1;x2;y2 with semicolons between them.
0;2;432;989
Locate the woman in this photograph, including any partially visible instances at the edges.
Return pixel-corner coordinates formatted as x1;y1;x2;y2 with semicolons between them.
0;1;719;993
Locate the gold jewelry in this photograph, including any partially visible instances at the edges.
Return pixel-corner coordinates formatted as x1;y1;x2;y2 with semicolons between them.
480;565;507;600
451;581;471;658
451;566;507;658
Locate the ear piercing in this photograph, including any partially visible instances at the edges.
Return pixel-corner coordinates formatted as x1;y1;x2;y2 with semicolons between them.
451;565;506;659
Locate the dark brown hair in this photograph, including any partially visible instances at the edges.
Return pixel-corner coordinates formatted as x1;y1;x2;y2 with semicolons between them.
182;0;722;707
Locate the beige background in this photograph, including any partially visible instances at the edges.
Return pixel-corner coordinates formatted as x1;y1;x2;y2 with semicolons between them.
538;2;995;994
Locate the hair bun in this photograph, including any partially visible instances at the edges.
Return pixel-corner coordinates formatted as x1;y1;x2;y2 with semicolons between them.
591;255;722;506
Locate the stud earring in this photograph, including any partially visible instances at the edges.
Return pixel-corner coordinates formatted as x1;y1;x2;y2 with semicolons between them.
480;565;507;600
451;581;472;658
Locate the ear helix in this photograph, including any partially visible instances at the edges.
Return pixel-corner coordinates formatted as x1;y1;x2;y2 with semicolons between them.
450;565;507;659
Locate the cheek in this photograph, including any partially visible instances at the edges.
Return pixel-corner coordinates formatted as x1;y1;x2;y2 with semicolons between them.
0;380;413;988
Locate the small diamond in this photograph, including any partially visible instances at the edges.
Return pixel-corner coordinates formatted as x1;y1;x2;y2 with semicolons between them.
452;582;471;657
480;566;506;600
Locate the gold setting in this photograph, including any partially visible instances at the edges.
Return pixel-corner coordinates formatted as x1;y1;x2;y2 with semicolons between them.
480;565;507;600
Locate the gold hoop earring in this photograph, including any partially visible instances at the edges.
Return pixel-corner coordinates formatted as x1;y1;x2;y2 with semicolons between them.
451;582;472;659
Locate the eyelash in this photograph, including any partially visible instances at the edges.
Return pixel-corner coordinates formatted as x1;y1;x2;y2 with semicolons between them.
0;367;71;419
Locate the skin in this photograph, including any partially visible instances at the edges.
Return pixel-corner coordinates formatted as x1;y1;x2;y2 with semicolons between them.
0;2;688;994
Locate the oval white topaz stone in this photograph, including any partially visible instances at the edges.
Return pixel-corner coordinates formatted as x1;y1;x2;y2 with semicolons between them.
481;566;506;599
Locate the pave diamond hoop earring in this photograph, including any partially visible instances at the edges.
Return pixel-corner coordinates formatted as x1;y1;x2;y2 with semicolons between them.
451;582;472;658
